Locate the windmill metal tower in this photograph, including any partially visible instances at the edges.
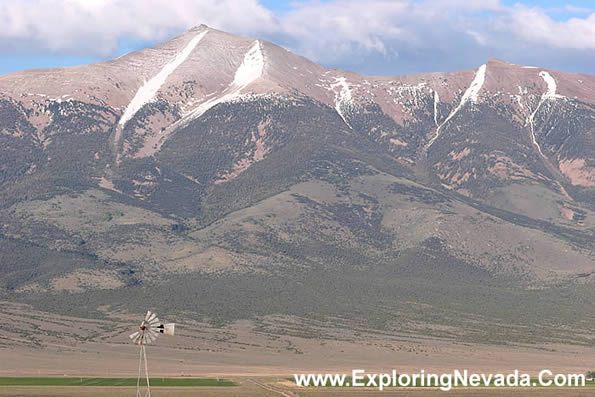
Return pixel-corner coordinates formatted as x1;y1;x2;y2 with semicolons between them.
129;311;175;397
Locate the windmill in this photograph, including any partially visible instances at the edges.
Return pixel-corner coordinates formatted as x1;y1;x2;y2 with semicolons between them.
129;311;175;397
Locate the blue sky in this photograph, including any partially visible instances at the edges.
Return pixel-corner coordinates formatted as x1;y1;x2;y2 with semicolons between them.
1;0;594;76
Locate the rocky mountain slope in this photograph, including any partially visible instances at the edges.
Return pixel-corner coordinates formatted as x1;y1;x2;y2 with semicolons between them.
0;25;593;344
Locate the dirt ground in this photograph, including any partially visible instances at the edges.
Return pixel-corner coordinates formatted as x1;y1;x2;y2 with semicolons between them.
1;327;592;378
1;341;593;378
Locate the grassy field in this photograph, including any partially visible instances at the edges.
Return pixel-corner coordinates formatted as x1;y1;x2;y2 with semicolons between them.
0;381;593;397
0;377;235;387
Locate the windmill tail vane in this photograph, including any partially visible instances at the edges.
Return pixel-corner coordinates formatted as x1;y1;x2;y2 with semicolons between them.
160;323;176;336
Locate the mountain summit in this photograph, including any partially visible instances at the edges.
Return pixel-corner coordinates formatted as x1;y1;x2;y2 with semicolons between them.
0;27;593;344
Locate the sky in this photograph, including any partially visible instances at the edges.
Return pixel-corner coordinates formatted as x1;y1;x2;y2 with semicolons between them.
0;0;594;76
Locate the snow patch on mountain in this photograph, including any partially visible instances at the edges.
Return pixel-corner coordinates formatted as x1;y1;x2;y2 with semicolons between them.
539;71;564;99
433;90;440;127
118;30;207;127
462;64;487;104
388;82;427;109
526;71;565;157
426;64;486;149
232;40;265;87
527;108;545;156
184;40;264;122
331;76;353;127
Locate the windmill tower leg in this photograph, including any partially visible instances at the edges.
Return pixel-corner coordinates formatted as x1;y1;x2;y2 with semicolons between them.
143;345;151;397
136;346;143;397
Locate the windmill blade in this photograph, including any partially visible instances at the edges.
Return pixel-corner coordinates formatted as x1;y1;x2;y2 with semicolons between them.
163;323;175;336
149;316;160;325
146;332;155;344
130;332;142;344
133;334;142;345
147;312;157;323
145;311;153;322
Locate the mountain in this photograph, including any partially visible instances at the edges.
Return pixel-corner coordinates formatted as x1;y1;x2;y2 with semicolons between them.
0;25;593;346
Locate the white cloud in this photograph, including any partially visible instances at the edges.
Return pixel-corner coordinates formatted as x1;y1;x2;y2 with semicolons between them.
505;5;595;50
0;0;594;73
0;0;275;55
278;0;409;61
270;0;595;61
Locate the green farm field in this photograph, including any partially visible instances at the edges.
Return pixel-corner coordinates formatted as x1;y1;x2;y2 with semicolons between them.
0;377;593;397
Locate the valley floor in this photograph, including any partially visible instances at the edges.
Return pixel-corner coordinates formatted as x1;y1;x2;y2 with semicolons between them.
1;341;592;378
0;303;593;377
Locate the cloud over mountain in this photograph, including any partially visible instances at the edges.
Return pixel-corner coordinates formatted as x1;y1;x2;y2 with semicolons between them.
0;0;594;74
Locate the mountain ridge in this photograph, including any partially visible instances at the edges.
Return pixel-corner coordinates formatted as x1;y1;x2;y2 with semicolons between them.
1;25;592;195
